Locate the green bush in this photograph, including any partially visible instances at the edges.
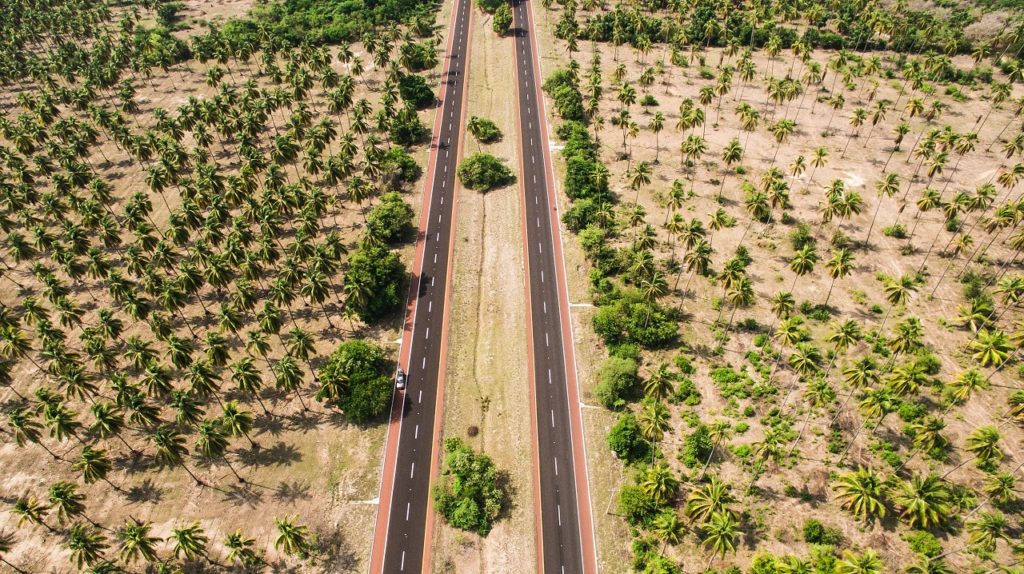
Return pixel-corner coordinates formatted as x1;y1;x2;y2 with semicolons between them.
390;107;429;146
344;242;406;322
468;116;502;143
607;412;650;463
542;69;585;121
669;377;701;406
591;292;678;349
380;147;423;187
457;153;515;191
432;438;507;535
367;192;414;243
399;73;435;109
679;424;712;468
595;356;639;409
492;3;512;35
803;519;844;545
476;0;505;13
618;484;658;526
316;340;392;422
398;41;437;72
903;530;943;557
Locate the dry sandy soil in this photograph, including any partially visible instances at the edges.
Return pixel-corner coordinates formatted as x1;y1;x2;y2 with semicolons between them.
430;5;537;573
0;1;454;570
532;4;1024;573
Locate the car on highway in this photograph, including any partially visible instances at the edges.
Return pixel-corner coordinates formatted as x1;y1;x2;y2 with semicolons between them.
395;368;407;391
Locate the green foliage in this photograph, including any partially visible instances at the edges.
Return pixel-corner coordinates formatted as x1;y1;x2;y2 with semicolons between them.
903;530;943;557
380;147;423;187
492;4;512;35
476;0;506;13
398;74;436;109
391;107;430;146
433;438;507;535
317;340;393;422
607;412;651;463
680;424;712;468
457;153;515;191
595;356;640;409
543;69;585;121
669;376;701;406
226;0;437;45
591;291;678;349
367;192;414;243
468;116;502;143
344;242;406;322
156;2;185;28
618;484;658;526
803;519;844;545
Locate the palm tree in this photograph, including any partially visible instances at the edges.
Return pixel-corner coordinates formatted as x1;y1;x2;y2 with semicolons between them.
963;425;1003;468
150;425;204;486
832;466;887;522
273;516;310;557
117;520;161;565
835;549;884;574
701;511;739;571
196;418;245;483
824;248;854;306
864;172;900;245
74;446;118;490
894;474;950;529
170;522;209;562
649;112;665;162
642;364;675;402
221;401;257;449
685;475;736;525
65;524;109;569
224;530;263;566
967;511;1007;554
641;462;679;505
970;329;1012;367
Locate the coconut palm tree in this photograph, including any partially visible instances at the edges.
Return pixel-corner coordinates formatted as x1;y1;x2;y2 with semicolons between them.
894;474;950;529
641;462;678;505
967;511;1007;554
832;466;887;522
685;475;736;525
117;520;161;565
65;524;109;569
701;511;738;571
835;549;884;574
150;425;203;486
224;530;263;566
273;516;310;557
824;248;854;306
170;522;209;562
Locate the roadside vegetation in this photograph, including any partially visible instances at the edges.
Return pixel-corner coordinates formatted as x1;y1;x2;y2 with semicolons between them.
538;0;1024;572
0;0;446;570
458;152;517;191
432;437;509;536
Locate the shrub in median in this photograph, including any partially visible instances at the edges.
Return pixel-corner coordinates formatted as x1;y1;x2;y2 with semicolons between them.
457;152;515;191
432;438;507;535
468;116;502;143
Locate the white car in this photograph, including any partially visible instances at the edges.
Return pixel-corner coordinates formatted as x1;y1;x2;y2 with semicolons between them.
396;368;407;391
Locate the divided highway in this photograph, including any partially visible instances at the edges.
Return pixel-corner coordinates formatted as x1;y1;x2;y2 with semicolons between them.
511;0;599;572
368;0;472;569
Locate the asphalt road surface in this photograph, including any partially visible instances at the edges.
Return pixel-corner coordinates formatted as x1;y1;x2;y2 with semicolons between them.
375;0;471;569
512;0;598;571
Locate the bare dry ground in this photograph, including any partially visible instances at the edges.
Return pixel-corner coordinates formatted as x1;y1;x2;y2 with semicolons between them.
0;1;456;570
430;7;537;573
533;4;1024;573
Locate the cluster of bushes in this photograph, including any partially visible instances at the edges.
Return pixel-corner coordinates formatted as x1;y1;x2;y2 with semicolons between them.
225;0;437;45
316;340;394;422
542;68;585;122
398;41;437;72
391;107;430;146
379;147;423;188
432;438;507;535
607;412;651;463
367;192;415;243
398;73;436;109
457;152;515;191
344;241;406;322
591;291;678;349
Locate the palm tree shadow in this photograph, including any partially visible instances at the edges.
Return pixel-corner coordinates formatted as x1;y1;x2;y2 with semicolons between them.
312;527;357;573
125;478;163;504
273;479;312;503
237;441;302;468
221;483;264;509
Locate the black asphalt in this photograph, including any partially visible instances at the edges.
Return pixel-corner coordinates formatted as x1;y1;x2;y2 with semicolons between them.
512;0;588;572
379;0;471;568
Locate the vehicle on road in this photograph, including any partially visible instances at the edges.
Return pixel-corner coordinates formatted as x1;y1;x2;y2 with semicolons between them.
396;368;407;390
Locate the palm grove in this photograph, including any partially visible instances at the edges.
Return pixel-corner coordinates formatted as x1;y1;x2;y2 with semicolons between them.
0;0;444;570
539;0;1024;571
